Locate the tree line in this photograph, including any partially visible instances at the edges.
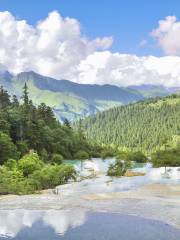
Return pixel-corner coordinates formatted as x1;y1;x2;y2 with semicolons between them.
0;84;106;194
81;94;180;154
0;84;99;164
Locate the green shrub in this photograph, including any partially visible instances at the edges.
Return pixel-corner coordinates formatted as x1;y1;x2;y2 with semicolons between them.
152;147;180;167
126;151;147;163
107;160;131;177
30;164;76;189
18;152;44;177
4;159;18;170
51;153;63;164
100;148;115;159
0;166;34;195
74;150;89;159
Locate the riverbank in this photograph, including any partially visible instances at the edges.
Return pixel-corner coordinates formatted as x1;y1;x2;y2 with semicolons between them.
0;183;180;229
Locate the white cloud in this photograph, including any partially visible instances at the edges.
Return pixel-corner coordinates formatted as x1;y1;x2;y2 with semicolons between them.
78;52;180;87
151;16;180;55
0;11;113;80
0;11;180;87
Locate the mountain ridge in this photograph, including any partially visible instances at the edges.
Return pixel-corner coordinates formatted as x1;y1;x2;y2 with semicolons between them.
0;70;179;121
0;71;144;120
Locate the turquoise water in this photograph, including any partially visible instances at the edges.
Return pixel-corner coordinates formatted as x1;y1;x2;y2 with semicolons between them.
63;158;116;173
0;210;179;240
57;159;180;197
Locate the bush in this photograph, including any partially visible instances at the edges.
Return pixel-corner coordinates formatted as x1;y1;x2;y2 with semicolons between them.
152;147;180;167
100;148;115;159
116;151;129;160
126;151;147;163
0;166;35;195
30;164;76;190
18;152;44;177
51;154;63;164
74;150;89;160
4;159;18;170
107;160;131;177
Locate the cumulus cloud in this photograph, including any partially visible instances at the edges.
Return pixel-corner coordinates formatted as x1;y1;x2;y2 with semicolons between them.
151;16;180;55
0;11;180;87
0;11;113;79
78;52;180;87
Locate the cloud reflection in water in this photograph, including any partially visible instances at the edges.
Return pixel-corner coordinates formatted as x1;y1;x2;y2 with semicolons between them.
0;209;87;238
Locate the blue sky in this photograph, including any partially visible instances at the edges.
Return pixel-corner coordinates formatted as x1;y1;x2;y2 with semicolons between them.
0;0;180;87
0;0;179;56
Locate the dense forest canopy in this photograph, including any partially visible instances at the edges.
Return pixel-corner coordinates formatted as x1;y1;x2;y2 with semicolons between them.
0;84;108;194
81;94;180;153
0;84;97;164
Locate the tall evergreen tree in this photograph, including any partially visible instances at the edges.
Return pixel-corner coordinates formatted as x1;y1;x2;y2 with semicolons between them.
63;118;71;129
81;94;180;153
22;82;29;106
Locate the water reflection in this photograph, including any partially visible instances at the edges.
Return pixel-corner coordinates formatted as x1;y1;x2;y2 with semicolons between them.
0;211;180;240
0;209;86;238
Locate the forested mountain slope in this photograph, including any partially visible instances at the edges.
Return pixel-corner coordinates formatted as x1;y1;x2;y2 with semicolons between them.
0;85;94;163
0;71;144;121
81;94;180;153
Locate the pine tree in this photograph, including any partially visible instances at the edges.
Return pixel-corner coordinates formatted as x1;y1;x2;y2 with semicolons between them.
0;86;10;108
63;118;71;129
12;95;19;107
22;83;29;106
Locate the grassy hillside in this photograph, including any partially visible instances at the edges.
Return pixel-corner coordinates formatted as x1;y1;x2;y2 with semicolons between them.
81;94;180;153
0;71;144;121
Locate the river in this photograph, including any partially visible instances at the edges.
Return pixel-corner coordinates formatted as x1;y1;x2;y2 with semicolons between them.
0;158;180;239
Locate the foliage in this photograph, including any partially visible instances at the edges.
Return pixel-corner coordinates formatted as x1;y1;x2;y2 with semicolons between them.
107;159;131;177
30;164;76;190
100;147;116;159
152;146;180;167
18;152;44;177
0;166;35;195
74;150;89;160
0;152;76;194
125;151;147;163
51;153;63;164
82;94;180;153
0;132;19;164
0;85;94;163
0;85;105;195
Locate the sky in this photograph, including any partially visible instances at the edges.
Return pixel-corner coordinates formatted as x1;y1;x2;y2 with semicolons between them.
0;0;180;87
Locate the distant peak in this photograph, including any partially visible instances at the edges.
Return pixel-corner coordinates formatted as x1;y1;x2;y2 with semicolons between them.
0;70;12;78
17;71;39;76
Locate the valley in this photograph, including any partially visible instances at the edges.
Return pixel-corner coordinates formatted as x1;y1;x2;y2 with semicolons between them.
1;71;178;121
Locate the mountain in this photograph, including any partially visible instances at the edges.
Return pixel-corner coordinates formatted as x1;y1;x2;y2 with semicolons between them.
0;71;179;121
0;71;144;121
81;94;180;153
129;84;172;98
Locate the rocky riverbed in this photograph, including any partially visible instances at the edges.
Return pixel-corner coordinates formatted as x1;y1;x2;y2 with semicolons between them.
0;182;180;229
0;161;180;238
